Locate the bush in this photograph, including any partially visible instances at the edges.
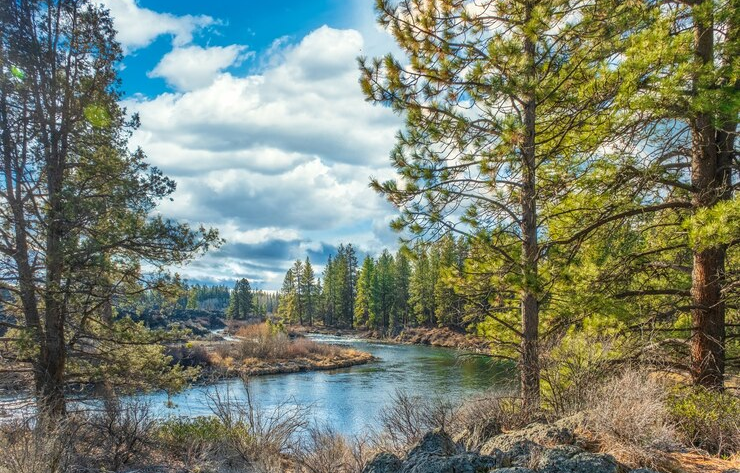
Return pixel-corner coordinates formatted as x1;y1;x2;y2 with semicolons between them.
0;419;78;473
86;398;155;470
450;393;530;451
540;333;621;416
219;323;344;362
584;369;678;467
668;387;740;457
296;426;371;473
376;390;455;453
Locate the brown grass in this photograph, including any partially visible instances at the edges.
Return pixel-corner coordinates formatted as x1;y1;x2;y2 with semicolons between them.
207;323;373;376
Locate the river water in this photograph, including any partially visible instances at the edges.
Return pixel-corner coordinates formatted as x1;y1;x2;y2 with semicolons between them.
123;334;513;436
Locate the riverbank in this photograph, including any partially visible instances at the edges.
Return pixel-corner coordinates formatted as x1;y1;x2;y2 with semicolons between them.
2;369;736;473
289;325;491;352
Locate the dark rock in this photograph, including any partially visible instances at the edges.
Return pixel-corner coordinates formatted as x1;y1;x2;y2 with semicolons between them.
407;429;459;458
628;469;661;473
536;445;621;473
362;452;403;473
494;469;537;473
481;422;575;455
403;452;504;473
401;430;506;473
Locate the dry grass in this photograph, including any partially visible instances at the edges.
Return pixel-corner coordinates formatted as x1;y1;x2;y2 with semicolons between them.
226;324;345;361
579;369;680;469
0;418;78;473
205;323;373;376
374;389;455;454
295;426;373;473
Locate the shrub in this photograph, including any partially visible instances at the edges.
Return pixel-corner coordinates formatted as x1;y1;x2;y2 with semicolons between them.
540;333;621;417
86;398;156;470
0;419;78;473
296;426;372;473
668;387;740;457
155;415;237;458
584;369;678;467
376;390;455;453
450;393;530;450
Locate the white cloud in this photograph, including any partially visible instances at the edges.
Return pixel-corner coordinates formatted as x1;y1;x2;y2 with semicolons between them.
102;0;215;52
149;45;251;91
127;25;403;288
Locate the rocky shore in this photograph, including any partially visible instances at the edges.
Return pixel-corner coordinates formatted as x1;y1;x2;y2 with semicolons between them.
363;419;740;473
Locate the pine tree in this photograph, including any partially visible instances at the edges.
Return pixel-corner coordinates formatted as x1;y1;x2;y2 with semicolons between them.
361;0;624;410
372;250;396;333
227;278;253;320
354;256;376;328
393;248;412;328
300;257;317;326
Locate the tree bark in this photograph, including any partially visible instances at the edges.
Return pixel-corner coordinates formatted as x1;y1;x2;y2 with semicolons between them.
689;7;727;390
520;6;540;411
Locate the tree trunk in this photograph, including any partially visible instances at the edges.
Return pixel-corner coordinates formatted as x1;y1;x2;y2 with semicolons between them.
39;153;67;418
689;7;727;390
520;6;540;412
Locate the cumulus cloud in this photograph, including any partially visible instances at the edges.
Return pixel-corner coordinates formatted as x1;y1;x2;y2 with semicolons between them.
129;25;402;288
149;45;251;91
102;0;215;52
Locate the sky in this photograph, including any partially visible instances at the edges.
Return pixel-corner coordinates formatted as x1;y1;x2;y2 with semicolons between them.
103;0;405;290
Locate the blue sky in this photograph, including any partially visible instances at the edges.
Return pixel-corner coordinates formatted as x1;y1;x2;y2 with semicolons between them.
104;0;403;289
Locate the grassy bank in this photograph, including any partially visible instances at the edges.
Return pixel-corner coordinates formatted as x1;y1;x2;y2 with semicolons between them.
173;323;374;377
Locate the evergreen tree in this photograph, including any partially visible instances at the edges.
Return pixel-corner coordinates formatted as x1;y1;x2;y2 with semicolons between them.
355;256;376;328
227;278;254;320
300;257;317;326
393;248;412;328
372;250;396;332
361;0;624;410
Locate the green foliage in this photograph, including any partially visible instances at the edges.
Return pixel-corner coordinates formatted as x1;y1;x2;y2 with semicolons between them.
668;387;740;456
685;197;740;251
155;416;251;458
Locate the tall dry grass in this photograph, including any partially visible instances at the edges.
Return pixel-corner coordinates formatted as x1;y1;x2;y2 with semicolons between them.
219;323;344;361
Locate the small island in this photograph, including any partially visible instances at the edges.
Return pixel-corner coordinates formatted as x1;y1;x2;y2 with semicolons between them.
172;322;375;378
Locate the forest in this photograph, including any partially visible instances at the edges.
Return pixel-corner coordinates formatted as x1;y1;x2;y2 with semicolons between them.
0;0;737;472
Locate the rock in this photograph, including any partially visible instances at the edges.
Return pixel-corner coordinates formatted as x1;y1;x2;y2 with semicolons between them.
628;469;661;473
401;429;506;473
536;445;621;473
494;469;537;473
362;452;403;473
407;429;459;457
403;452;504;473
482;422;575;454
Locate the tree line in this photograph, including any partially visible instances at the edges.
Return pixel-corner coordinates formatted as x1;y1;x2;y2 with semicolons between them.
278;237;472;332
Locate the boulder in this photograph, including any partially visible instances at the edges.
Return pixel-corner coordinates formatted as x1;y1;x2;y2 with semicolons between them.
407;429;459;457
403;430;505;473
481;422;575;455
536;445;621;473
403;452;504;473
363;452;403;473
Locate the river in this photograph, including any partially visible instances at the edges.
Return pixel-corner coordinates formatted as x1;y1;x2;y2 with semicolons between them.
120;334;513;436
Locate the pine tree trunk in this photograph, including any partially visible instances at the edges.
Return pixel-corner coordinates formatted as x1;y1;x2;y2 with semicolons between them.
40;158;67;418
520;10;540;412
689;8;727;390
